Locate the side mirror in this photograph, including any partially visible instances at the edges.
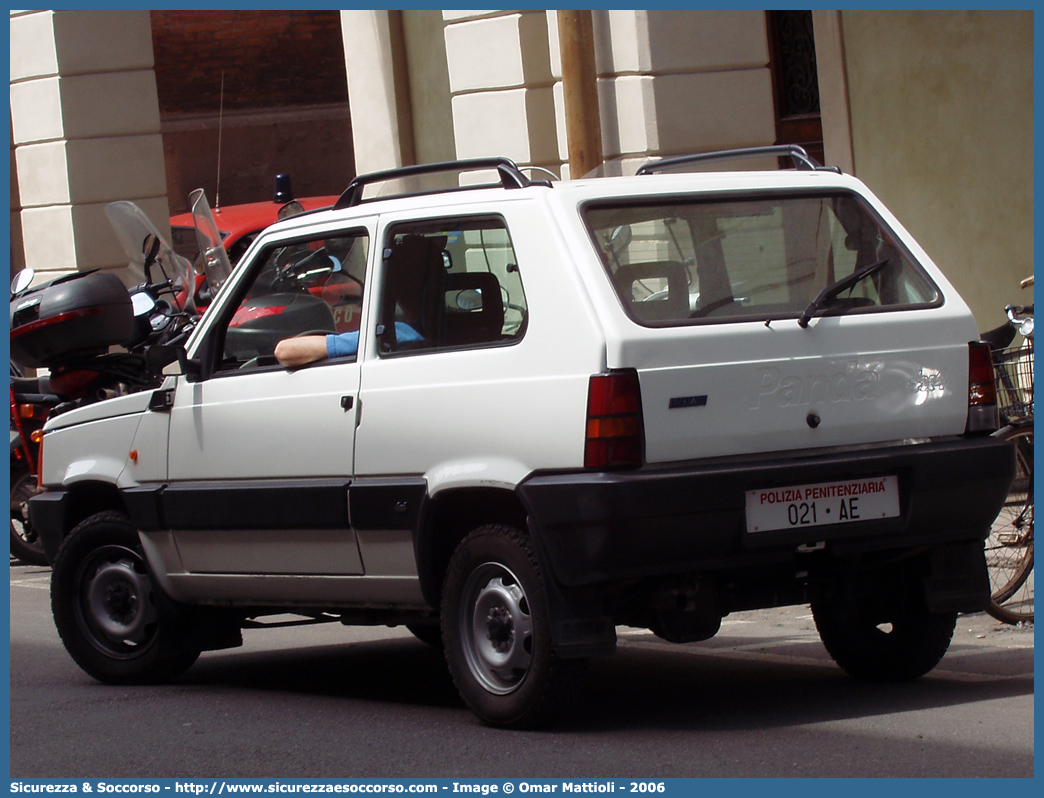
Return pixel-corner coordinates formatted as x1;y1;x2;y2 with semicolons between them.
10;268;34;297
609;225;632;253
278;200;305;220
131;290;157;317
142;234;161;280
147;344;200;379
604;225;632;267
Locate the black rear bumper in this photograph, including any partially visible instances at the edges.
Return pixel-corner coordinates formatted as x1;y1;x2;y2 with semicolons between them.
518;436;1015;588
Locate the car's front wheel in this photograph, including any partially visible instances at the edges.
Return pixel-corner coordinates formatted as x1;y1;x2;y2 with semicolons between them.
51;511;201;684
442;524;586;728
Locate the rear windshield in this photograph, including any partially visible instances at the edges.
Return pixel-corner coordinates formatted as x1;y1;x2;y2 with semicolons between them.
584;192;940;325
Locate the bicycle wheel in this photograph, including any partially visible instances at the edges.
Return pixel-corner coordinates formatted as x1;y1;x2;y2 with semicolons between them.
985;426;1033;624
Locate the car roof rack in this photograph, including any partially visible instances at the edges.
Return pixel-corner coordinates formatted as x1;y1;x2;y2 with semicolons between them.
333;157;550;210
636;145;841;176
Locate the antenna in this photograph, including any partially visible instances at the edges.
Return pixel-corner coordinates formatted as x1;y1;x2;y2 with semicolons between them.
215;71;225;210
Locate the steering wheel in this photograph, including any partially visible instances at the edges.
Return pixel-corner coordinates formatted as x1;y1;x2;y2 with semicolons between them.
273;248;330;291
293;329;335;338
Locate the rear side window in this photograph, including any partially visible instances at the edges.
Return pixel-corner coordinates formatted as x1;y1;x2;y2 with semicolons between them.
585;192;939;325
377;216;528;355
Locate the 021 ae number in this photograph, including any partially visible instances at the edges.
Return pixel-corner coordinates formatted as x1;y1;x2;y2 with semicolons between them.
788;497;862;526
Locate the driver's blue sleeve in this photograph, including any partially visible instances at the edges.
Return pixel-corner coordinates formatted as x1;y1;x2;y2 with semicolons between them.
325;323;421;358
393;322;424;344
326;332;360;358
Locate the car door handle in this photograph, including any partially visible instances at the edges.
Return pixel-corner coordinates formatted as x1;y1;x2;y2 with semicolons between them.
341;396;354;411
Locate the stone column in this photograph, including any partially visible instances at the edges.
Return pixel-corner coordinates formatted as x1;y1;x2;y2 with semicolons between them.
11;120;25;279
442;11;558;175
340;9;415;174
812;10;855;175
10;9;170;278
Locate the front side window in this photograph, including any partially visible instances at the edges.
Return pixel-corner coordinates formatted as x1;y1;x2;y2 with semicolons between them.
218;231;368;368
585;192;939;325
377;216;527;355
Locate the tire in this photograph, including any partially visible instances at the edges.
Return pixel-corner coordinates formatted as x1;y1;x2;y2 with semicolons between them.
812;566;957;682
442;524;587;728
985;427;1033;624
51;511;200;684
10;466;48;566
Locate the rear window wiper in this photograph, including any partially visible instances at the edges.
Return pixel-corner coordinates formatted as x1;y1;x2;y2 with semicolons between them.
798;258;889;328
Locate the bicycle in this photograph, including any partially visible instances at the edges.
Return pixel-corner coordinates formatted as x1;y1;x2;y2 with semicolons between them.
981;286;1033;624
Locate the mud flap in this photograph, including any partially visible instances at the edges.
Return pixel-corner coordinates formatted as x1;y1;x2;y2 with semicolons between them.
544;576;618;658
527;517;617;658
923;540;990;614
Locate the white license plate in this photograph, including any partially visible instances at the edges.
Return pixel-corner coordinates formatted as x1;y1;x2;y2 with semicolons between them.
745;475;900;533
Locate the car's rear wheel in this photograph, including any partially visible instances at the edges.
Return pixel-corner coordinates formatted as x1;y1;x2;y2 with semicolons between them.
51;511;200;684
442;524;586;728
812;563;956;682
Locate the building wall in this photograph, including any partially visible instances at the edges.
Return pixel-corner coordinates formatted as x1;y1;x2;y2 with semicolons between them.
10;9;169;277
840;10;1033;328
587;9;775;174
9;9;355;279
151;10;354;213
436;10;778;179
151;10;348;114
340;10;416;174
402;10;456;166
11;122;25;277
441;10;558;172
11;8;1030;329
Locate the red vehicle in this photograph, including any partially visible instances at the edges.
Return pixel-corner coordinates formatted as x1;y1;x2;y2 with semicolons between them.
169;177;337;266
176;185;361;337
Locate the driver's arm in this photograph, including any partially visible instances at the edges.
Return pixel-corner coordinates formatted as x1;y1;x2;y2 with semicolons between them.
274;335;329;367
274;331;361;367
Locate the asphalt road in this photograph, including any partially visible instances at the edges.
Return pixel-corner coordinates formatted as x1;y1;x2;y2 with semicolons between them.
9;559;1034;779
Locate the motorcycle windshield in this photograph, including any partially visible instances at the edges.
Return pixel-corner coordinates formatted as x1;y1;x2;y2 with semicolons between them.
105;201;197;314
190;189;233;293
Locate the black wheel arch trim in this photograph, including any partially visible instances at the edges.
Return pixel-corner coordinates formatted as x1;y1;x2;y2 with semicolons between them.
26;489;69;563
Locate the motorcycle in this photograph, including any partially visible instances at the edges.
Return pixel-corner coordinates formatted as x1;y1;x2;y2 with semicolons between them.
9;357;57;565
10;203;203;415
8;195;226;564
10;185;296;414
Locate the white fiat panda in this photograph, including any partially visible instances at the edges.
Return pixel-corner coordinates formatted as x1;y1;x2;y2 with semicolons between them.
31;149;1014;728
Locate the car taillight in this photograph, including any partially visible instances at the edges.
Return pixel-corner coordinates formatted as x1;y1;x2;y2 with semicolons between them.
966;341;999;433
585;370;643;468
